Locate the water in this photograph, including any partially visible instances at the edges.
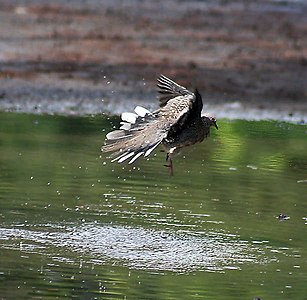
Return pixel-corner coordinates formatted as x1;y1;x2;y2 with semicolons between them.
0;112;307;299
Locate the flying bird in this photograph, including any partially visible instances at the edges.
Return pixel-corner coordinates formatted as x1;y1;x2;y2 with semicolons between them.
101;75;218;175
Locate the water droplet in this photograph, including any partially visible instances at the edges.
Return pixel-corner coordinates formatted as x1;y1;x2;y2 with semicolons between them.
247;165;258;170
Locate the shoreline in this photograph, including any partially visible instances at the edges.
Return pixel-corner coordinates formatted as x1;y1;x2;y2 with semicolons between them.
0;75;306;124
0;0;306;123
1;92;306;124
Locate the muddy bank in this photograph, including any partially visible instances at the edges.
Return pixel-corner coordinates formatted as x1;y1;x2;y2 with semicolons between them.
0;0;306;122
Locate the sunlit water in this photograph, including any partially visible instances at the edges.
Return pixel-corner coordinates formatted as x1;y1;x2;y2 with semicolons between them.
0;112;307;299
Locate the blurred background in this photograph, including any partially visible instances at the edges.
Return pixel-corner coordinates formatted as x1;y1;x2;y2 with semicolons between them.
0;0;306;121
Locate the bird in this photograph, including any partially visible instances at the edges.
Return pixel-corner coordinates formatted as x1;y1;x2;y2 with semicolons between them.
101;74;218;175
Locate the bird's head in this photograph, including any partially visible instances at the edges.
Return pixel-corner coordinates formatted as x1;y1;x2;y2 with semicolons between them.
210;117;218;130
202;116;218;130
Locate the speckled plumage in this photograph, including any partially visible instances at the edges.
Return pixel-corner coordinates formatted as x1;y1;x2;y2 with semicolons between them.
101;75;218;174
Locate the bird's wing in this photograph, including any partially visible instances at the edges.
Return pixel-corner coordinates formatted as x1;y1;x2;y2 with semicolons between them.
101;108;167;164
102;76;204;164
157;74;194;107
159;88;204;141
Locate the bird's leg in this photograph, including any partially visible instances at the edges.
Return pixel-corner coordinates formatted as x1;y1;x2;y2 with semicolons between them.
164;148;175;176
164;153;173;176
164;153;170;167
168;157;173;176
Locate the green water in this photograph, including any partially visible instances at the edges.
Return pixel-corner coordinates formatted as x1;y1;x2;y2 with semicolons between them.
0;112;307;299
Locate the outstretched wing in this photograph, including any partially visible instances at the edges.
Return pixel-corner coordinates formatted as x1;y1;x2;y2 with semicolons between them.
101;107;167;164
157;75;203;139
157;74;194;107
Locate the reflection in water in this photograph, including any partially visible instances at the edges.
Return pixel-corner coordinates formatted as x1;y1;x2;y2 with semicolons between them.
1;223;271;273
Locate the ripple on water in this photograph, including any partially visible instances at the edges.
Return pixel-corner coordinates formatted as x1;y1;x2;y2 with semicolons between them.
1;224;274;273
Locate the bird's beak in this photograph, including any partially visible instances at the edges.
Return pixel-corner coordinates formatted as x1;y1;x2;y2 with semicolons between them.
214;121;218;130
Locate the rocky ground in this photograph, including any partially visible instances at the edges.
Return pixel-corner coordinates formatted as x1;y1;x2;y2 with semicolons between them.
0;0;306;122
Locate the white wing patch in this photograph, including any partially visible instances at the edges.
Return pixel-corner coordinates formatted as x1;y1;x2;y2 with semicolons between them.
121;112;138;124
119;122;132;130
121;106;151;125
134;106;151;117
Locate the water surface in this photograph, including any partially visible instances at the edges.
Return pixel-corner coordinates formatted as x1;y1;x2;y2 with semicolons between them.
0;112;307;299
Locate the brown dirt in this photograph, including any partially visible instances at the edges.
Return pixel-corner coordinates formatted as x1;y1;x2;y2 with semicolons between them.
0;0;306;122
